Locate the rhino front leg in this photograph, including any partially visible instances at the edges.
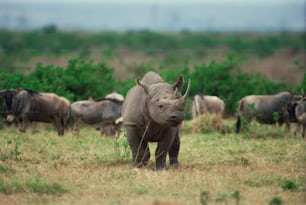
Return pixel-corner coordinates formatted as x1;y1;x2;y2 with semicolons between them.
168;131;180;168
125;125;150;167
155;128;176;170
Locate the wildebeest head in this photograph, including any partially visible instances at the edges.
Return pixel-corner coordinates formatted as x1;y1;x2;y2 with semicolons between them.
137;75;190;126
287;94;303;122
0;89;18;112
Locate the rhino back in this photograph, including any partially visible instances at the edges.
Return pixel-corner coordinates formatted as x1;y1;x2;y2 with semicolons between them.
122;86;148;126
141;71;164;85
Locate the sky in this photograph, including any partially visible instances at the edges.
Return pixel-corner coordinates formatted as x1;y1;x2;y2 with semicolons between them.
3;0;304;3
1;0;304;31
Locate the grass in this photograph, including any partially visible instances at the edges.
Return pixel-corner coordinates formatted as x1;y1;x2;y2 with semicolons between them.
0;118;305;205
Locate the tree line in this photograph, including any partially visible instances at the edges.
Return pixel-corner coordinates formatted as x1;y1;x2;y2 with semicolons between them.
1;57;304;117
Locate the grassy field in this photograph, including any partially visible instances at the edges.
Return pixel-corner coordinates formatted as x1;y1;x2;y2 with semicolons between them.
0;118;305;205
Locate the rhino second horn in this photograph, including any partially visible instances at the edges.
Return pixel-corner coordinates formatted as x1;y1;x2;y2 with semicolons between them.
174;87;178;96
182;79;191;103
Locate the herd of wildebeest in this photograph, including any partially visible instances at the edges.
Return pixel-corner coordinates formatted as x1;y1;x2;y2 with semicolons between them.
1;71;305;169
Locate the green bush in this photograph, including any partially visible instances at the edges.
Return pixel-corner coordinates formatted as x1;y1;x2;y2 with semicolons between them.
0;58;118;101
281;179;297;191
188;55;286;114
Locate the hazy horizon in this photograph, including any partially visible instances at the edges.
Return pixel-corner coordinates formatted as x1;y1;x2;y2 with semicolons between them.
0;1;304;32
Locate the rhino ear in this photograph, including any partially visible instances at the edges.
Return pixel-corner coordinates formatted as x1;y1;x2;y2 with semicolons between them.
136;79;151;95
172;74;184;92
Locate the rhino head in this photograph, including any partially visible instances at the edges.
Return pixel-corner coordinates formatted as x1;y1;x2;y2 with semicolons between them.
137;75;190;127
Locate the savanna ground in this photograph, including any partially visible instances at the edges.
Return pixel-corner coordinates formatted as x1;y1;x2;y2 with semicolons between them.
0;116;305;205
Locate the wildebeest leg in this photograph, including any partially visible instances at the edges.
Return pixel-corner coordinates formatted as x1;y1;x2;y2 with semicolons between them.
54;117;64;136
18;117;26;133
294;123;300;137
31;121;37;134
155;128;176;170
99;124;106;136
110;124;117;136
125;125;150;167
73;117;81;134
168;130;180;168
115;123;122;137
302;124;305;138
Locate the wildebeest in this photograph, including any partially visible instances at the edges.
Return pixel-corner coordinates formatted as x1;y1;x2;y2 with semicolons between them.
71;98;123;136
105;91;124;102
122;71;190;170
100;91;125;136
236;91;295;133
0;89;71;136
0;89;18;125
190;93;225;119
293;96;306;138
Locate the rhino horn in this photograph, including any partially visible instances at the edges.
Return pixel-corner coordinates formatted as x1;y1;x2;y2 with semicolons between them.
181;79;191;103
173;87;178;96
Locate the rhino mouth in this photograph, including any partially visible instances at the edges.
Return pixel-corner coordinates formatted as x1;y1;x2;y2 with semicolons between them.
167;117;184;126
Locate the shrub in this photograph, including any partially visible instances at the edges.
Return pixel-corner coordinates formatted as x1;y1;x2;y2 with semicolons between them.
281;179;297;191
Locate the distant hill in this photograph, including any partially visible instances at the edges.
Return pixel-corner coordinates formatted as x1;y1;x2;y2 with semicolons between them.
0;2;304;32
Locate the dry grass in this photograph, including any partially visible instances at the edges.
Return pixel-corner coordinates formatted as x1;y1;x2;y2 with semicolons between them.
0;120;305;205
184;113;235;134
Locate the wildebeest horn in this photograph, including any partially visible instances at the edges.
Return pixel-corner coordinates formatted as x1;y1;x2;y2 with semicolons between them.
0;89;6;97
181;79;191;102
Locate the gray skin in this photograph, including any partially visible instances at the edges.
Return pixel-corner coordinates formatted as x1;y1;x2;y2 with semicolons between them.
236;91;294;133
71;98;122;136
0;89;71;136
122;71;190;170
190;93;225;119
294;97;306;138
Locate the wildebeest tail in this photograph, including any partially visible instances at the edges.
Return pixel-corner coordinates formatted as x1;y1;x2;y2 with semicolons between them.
236;115;241;133
61;117;65;127
235;100;244;133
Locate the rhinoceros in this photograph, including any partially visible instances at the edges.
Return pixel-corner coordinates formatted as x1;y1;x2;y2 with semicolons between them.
122;71;190;170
